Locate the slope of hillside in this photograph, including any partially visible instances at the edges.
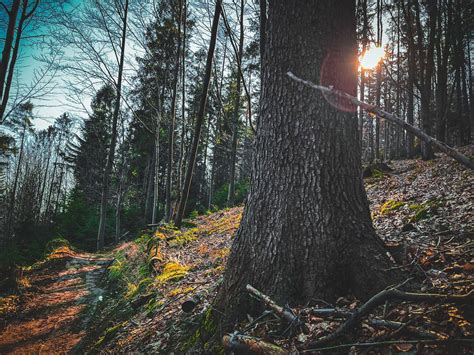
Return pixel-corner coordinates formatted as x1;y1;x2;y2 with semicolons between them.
1;149;472;353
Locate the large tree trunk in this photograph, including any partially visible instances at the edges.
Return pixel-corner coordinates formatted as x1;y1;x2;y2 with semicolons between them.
215;0;400;328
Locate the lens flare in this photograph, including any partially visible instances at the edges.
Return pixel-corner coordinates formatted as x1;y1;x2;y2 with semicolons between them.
359;46;384;70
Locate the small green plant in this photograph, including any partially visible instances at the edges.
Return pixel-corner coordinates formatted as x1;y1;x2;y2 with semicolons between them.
379;199;406;215
408;199;442;222
95;321;127;347
124;277;153;300
189;210;199;219
108;256;126;281
145;297;164;317
169;228;198;247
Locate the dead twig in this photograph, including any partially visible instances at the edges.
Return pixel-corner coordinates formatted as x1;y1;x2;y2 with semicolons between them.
301;338;474;353
223;332;288;354
302;287;473;348
246;284;309;334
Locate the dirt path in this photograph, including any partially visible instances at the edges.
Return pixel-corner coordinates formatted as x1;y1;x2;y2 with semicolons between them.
0;248;112;354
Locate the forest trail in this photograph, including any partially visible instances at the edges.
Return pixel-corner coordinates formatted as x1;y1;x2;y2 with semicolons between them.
0;247;112;354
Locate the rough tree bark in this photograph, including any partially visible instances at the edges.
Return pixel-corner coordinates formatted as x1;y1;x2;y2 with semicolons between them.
215;0;401;328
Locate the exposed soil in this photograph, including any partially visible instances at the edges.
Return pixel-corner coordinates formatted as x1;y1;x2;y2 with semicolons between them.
0;248;112;354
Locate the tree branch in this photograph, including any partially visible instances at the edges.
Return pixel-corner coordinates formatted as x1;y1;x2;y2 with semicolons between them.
287;71;474;170
302;286;473;348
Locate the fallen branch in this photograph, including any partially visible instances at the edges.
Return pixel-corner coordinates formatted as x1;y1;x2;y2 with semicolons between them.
368;319;439;340
287;71;474;170
246;284;308;333
304;309;439;339
301;338;474;353
223;332;288;354
303;288;473;348
302;307;352;318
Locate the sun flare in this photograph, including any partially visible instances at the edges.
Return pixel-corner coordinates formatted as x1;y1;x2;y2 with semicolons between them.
359;46;385;70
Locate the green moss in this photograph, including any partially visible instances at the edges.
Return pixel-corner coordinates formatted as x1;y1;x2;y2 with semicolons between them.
181;307;218;352
94;321;127;347
379;199;406;215
156;262;189;283
408;198;442;222
44;237;72;255
372;168;385;178
124;278;153;300
169;228;198;247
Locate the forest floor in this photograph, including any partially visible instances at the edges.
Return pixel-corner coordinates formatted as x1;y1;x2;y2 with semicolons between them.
0;247;112;353
0;148;472;354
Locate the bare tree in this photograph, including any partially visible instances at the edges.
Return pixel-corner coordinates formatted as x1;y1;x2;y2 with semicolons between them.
227;0;245;206
174;0;222;227
0;0;41;122
97;0;130;250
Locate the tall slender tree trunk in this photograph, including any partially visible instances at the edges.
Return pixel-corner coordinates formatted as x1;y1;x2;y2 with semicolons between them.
359;69;365;143
53;164;65;216
174;0;222;228
227;0;245;206
38;139;53;221
6;121;26;239
0;0;20;104
115;177;123;242
406;49;415;157
0;0;38;122
460;52;470;144
165;0;183;222
178;0;187;196
116;156;128;242
143;157;154;220
468;40;474;140
97;0;129;251
415;0;436;160
152;103;161;225
375;63;382;160
215;0;401;327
